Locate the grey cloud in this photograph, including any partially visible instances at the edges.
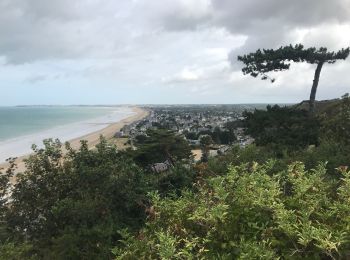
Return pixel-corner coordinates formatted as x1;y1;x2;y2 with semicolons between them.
144;0;350;64
132;0;213;31
0;0;349;104
207;0;349;67
212;0;350;33
141;0;350;34
0;0;132;64
3;0;349;65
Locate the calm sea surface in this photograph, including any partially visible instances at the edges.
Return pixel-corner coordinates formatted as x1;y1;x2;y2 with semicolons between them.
0;106;134;162
0;106;125;141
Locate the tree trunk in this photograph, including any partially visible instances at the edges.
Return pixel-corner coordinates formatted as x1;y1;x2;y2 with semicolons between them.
309;62;324;114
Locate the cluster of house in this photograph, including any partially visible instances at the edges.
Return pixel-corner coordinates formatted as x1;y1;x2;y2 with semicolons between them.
114;106;257;172
143;108;241;132
117;105;254;148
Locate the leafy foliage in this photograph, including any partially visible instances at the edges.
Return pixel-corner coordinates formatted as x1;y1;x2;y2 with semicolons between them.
321;93;350;145
238;44;350;82
133;129;192;167
184;127;236;145
243;105;320;149
0;158;15;224
0;242;36;260
199;135;213;163
1;137;149;259
115;162;350;259
157;163;196;196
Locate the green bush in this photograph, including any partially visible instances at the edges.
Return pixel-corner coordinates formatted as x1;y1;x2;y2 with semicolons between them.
115;161;350;259
132;129;192;167
321;93;350;145
0;242;36;260
243;105;320;150
2;138;149;259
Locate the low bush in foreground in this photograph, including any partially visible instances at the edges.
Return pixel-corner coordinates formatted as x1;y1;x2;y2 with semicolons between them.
115;161;350;259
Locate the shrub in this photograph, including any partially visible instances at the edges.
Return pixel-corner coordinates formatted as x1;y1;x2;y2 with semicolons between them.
2;138;149;259
115;161;350;259
243;105;320;149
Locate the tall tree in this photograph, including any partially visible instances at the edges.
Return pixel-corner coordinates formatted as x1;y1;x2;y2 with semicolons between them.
238;44;350;114
133;129;192;166
199;134;213;162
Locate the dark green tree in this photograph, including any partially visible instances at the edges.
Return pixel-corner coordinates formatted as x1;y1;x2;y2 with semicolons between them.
199;134;213;147
211;127;236;145
133;129;192;167
243;105;320;150
0;158;15;246
321;93;350;145
199;135;213;162
3;137;149;259
184;131;197;140
238;44;350;114
212;127;222;144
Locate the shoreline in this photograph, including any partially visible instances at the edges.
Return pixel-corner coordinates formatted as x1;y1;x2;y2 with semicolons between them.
0;106;149;174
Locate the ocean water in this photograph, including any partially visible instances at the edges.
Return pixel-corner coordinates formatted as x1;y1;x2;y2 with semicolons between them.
0;106;135;162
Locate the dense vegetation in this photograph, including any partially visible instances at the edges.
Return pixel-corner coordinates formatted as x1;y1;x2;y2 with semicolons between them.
116;162;350;259
0;95;349;259
1;139;148;259
184;126;236;145
0;137;195;259
243;105;320;149
132;129;192;167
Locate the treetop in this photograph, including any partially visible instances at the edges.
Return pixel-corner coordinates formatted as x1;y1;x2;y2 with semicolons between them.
238;44;350;82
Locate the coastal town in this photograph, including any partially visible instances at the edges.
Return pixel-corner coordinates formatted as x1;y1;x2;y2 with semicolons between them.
116;105;258;162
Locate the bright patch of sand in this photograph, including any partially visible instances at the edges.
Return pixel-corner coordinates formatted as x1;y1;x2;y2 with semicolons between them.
191;149;202;162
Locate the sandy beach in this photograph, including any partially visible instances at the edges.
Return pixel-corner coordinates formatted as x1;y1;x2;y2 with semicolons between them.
0;106;149;174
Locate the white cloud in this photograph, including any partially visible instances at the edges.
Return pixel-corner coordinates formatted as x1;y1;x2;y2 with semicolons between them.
162;67;201;84
180;68;201;81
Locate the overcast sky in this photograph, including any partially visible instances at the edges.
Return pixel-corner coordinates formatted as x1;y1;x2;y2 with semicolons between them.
0;0;349;105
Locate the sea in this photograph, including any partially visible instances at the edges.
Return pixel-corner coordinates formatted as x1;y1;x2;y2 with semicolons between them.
0;106;135;163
